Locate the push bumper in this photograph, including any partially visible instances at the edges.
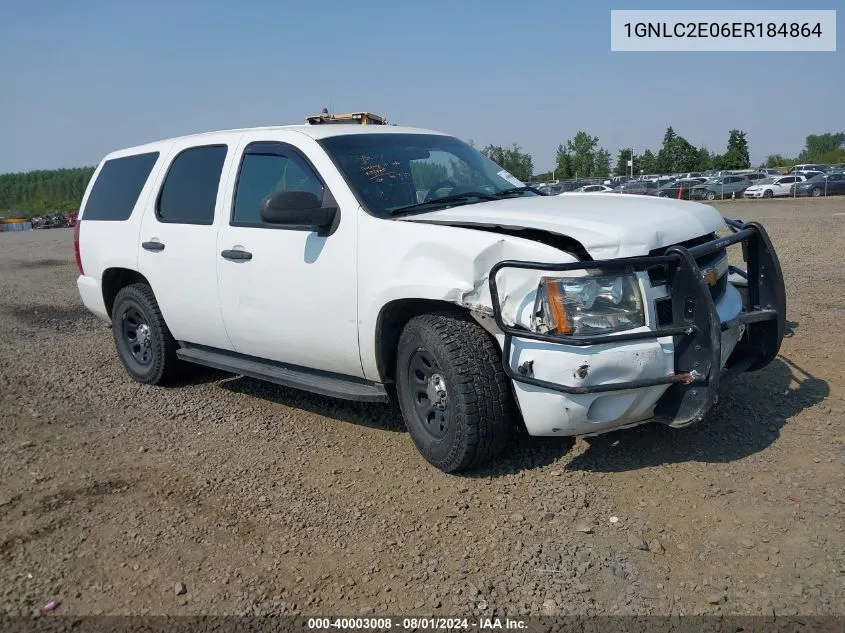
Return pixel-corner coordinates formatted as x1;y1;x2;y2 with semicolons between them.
488;220;787;434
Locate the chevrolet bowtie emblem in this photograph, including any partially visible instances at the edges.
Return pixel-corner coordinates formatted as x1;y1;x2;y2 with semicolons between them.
702;267;720;287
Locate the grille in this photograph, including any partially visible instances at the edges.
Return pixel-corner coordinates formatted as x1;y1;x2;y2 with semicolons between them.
648;233;729;325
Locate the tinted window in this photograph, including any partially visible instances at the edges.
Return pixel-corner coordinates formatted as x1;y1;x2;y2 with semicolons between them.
83;152;158;221
232;143;324;225
157;145;227;224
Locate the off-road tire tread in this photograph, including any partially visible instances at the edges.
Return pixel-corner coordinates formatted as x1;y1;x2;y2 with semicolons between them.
397;312;513;472
112;283;181;385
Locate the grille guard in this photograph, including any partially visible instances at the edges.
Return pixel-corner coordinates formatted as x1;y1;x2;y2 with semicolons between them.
488;220;787;426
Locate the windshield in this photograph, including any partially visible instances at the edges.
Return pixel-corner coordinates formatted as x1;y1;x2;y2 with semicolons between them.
318;133;535;216
806;174;825;182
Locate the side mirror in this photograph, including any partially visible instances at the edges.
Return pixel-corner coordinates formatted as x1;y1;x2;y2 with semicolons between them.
260;190;338;235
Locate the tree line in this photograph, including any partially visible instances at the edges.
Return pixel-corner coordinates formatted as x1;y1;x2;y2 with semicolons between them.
488;130;844;183
1;130;843;213
0;167;95;214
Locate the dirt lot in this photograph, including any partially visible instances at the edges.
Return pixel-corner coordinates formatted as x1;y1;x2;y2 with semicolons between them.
1;197;844;618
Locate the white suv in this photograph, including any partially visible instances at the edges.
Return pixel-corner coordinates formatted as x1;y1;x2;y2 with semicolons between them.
75;123;787;472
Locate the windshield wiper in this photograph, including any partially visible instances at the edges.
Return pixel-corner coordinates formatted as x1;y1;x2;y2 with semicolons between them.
391;192;499;215
496;186;542;196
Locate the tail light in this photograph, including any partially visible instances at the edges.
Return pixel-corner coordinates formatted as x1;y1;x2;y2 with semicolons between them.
73;220;84;275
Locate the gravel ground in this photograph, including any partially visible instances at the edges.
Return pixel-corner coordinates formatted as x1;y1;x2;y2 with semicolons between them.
1;197;844;618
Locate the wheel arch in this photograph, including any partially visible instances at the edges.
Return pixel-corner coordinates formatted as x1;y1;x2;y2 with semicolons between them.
374;299;479;384
102;267;151;318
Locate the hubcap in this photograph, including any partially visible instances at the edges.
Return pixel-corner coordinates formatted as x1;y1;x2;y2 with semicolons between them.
122;307;153;365
408;349;449;440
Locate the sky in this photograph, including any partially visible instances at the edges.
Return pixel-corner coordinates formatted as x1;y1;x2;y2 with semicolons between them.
0;0;842;174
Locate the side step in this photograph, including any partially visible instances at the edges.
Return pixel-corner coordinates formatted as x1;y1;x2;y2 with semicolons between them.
176;343;389;403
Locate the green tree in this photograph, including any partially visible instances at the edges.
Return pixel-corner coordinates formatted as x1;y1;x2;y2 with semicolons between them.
481;143;534;182
720;130;751;169
564;131;599;178
694;147;713;171
764;154;793;168
0;167;95;215
657;126;699;173
798;132;845;162
639;150;657;174
555;144;574;179
593;148;611;179
613;149;638;176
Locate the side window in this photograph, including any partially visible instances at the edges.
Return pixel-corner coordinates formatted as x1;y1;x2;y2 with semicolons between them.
157;145;227;225
232;143;325;226
83;152;159;221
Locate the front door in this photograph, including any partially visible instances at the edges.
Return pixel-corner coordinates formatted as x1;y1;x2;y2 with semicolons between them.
216;137;362;377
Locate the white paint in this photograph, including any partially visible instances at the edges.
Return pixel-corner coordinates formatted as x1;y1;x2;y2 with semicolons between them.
75;123;747;438
398;192;726;260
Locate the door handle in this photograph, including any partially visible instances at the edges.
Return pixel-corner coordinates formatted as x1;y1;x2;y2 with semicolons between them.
142;241;165;252
221;249;252;261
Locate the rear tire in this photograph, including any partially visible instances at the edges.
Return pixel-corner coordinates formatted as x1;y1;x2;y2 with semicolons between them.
396;313;513;473
111;283;182;385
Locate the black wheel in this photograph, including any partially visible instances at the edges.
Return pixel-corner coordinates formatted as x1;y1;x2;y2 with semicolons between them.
111;283;181;385
396;313;513;473
811;187;822;197
763;189;774;199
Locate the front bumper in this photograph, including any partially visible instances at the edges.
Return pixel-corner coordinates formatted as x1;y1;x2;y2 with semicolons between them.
488;221;787;435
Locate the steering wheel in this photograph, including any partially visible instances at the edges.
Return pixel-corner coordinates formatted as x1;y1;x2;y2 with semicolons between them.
424;180;458;202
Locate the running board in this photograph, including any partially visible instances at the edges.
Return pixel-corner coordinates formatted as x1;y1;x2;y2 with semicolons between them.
176;344;389;403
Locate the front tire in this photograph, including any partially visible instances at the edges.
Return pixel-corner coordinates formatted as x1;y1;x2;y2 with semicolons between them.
705;190;717;201
811;187;822;197
396;313;513;472
111;283;181;385
763;189;774;199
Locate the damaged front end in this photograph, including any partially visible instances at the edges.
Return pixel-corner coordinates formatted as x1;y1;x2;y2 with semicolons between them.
488;220;787;428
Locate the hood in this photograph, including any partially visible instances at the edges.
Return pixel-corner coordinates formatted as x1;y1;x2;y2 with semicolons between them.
396;193;726;259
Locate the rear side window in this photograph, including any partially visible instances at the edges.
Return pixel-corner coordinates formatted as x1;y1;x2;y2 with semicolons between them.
82;152;159;221
157;145;227;225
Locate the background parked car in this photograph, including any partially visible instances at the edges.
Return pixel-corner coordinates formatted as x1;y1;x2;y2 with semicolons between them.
744;172;772;184
791;172;845;197
794;169;825;180
743;175;805;198
788;163;830;174
571;184;613;193
691;175;750;200
657;178;707;199
612;180;661;195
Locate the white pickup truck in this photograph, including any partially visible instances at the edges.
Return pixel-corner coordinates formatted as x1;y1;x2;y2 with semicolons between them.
74;123;786;472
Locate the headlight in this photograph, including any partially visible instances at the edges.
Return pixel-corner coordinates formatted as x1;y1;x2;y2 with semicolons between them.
532;274;645;336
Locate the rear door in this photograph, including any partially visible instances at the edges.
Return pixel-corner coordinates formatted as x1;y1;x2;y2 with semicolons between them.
215;133;361;376
137;138;240;350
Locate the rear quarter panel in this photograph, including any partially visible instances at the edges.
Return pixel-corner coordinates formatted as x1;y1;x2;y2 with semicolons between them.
78;145;173;281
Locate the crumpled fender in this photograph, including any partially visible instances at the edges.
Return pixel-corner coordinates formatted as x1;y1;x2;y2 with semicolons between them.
357;216;578;381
